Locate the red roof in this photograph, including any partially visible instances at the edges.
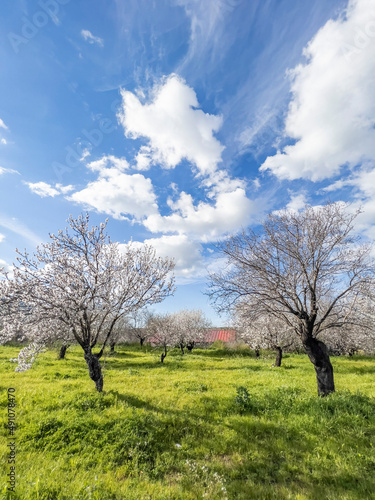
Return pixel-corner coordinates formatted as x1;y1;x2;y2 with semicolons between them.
205;329;236;343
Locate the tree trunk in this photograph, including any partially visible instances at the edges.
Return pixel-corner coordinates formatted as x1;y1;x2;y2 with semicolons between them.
161;345;167;363
140;338;144;347
58;344;69;360
274;346;282;367
180;343;185;355
110;342;115;353
84;348;103;392
187;342;194;352
303;337;335;396
255;348;260;358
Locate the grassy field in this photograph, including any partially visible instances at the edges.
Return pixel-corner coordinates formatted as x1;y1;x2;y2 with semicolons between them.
1;343;375;500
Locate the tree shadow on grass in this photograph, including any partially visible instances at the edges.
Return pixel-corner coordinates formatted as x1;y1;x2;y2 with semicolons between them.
109;390;166;413
223;417;375;499
194;349;255;358
334;364;375;375
106;350;139;358
107;390;215;423
104;359;168;371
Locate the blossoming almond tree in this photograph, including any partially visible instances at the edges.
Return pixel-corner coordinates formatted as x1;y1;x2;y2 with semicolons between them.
172;309;211;354
234;306;299;366
1;214;175;391
208;203;375;396
126;308;154;346
148;313;177;363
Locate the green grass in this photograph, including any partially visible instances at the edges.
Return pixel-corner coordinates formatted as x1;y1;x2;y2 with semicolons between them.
1;344;375;499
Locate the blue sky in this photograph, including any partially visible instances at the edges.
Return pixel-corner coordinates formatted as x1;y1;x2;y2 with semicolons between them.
1;0;375;324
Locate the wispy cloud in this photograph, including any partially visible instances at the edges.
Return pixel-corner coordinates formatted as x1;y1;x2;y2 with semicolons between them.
0;167;19;176
0;118;8;130
0;215;42;246
81;29;104;47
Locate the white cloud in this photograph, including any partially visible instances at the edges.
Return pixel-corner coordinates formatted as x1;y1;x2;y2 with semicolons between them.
0;167;19;176
260;0;375;181
0;215;41;246
0;118;8;130
81;29;104;47
0;259;12;273
144;187;254;242
69;156;158;220
118;74;224;175
55;184;74;195
134;146;152;171
87;155;129;173
26;182;60;198
60;75;257;279
285;192;308;212
175;0;241;75
1;138;7;145
327;167;375;239
0;233;5;243
25;182;74;198
123;235;204;280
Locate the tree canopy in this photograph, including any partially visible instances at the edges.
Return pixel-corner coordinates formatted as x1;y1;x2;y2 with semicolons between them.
208;203;375;395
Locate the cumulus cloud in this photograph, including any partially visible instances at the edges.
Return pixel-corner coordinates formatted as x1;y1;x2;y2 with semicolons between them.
86;155;129;173
22;75;254;281
25;182;73;198
81;29;104;46
118;74;224;175
325;167;375;239
260;0;375;181
0;233;5;243
285;192;308;212
69;156;158;220
0;119;8;130
123;234;204;279
144;187;254;242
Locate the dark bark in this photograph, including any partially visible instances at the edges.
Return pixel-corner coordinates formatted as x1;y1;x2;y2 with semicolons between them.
255;348;260;358
84;348;103;392
110;341;115;353
161;345;167;363
274;346;282;367
140;338;144;347
348;348;356;357
180;343;185;355
187;342;195;352
303;337;335;396
58;344;69;360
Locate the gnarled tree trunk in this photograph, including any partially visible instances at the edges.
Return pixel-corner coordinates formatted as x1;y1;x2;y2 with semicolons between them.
140;338;144;347
110;341;115;353
303;337;335;396
180;343;185;355
274;346;282;367
187;342;195;352
255;348;260;358
84;348;103;392
58;343;69;360
161;345;167;363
